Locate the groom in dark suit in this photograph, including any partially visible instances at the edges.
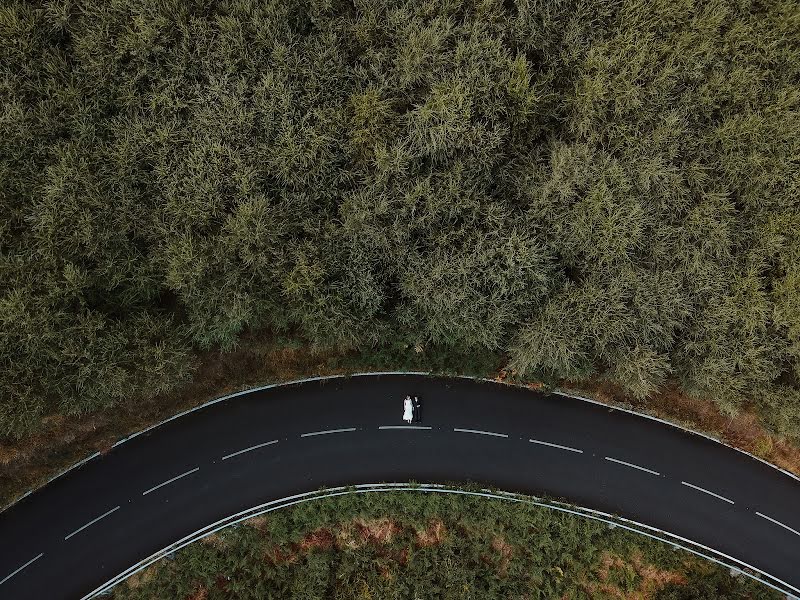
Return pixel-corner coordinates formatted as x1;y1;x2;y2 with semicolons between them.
413;396;422;423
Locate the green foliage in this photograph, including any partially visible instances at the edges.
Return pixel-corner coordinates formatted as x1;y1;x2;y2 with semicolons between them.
109;490;779;599
1;0;799;438
654;563;770;600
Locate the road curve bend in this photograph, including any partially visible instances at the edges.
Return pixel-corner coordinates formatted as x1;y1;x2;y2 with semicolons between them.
1;374;799;599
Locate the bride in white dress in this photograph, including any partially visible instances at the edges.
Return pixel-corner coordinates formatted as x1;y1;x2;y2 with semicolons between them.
403;396;414;423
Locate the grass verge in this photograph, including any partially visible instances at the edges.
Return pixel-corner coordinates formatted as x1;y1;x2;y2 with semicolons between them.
109;488;779;600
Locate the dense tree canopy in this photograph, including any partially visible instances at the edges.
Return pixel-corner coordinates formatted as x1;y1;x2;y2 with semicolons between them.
1;0;799;438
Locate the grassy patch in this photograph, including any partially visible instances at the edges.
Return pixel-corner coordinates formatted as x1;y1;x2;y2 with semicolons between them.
109;489;779;600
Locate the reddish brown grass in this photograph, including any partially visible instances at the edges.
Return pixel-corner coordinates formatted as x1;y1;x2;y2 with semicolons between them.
491;535;514;575
213;575;229;591
244;515;269;533
559;378;800;476
264;545;297;566
354;517;401;545
266;517;406;567
415;519;447;547
297;528;335;552
199;533;227;550
124;563;160;589
584;550;688;599
185;584;208;600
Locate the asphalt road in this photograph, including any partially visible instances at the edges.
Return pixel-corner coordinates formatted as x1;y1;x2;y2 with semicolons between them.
1;374;799;599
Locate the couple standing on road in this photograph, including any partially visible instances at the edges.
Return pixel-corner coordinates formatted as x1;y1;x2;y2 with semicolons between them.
403;395;422;423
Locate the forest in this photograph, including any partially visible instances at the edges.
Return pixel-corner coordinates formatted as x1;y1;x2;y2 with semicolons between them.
109;489;778;599
1;0;799;439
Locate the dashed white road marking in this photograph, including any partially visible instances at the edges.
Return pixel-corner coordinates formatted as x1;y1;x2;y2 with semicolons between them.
0;553;43;586
65;506;120;540
605;456;661;476
222;440;279;461
379;425;432;430
529;438;583;453
300;427;357;437
453;428;508;438
756;512;800;538
142;467;200;496
681;481;735;505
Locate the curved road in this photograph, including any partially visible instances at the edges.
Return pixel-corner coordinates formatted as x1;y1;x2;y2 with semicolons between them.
1;375;799;599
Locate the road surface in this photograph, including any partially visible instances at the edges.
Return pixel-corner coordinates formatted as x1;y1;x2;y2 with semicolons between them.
1;374;799;599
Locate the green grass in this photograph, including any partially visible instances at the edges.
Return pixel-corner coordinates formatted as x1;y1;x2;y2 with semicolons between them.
110;489;779;599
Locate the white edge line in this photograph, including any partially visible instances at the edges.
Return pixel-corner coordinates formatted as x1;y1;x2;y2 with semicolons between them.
528;438;583;453
521;498;799;598
80;484;800;600
0;553;44;586
350;371;431;377
142;467;200;496
10;371;794;516
5;452;102;512
300;427;357;437
549;388;800;483
554;496;799;596
378;425;432;430
604;456;661;476
453;428;508;438
221;440;279;461
756;511;800;538
681;481;735;505
2;375;354;514
64;506;120;541
112;374;356;447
